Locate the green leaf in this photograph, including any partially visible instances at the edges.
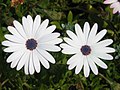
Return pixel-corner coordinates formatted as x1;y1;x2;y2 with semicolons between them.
67;11;73;23
51;21;62;30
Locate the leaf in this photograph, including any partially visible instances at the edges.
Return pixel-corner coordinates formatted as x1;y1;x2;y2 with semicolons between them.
50;21;62;30
67;11;73;23
0;28;5;42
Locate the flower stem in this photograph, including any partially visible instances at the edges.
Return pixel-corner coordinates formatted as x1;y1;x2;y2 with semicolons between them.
99;73;113;85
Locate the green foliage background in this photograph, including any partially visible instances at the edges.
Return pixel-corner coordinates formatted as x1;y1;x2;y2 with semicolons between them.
0;0;120;90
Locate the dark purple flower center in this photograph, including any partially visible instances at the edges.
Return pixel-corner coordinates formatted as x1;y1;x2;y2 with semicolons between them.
26;39;37;50
81;45;91;55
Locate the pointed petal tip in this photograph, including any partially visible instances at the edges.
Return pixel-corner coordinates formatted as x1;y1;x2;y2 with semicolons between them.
75;70;80;74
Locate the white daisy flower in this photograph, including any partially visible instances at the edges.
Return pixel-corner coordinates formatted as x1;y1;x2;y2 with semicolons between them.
104;0;120;14
60;22;115;77
2;15;62;75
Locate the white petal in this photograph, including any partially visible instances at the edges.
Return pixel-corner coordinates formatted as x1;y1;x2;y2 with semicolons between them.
110;2;119;8
113;7;119;14
6;50;25;63
68;61;77;70
75;54;84;74
92;56;108;69
2;41;22;47
27;15;33;37
4;34;25;44
24;56;29;75
66;30;79;44
38;33;60;43
93;47;115;53
94;29;107;43
87;23;98;45
95;39;113;47
29;52;35;75
4;45;25;52
44;25;56;35
87;56;98;75
11;59;19;68
13;20;27;39
40;38;62;45
33;15;41;37
16;50;30;71
32;50;40;73
36;19;49;39
10;51;24;68
22;16;30;38
83;22;90;43
104;0;117;4
36;49;55;64
60;43;79;54
7;26;25;41
75;23;85;45
67;53;80;64
83;58;90;77
36;50;50;69
64;37;80;48
39;44;61;52
97;53;113;60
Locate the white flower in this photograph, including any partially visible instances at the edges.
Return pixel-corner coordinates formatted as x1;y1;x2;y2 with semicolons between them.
104;0;120;14
60;22;115;77
2;15;62;75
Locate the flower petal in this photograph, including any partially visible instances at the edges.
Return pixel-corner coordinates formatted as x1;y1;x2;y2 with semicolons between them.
40;38;62;45
95;39;113;47
38;33;60;43
64;37;80;48
104;0;117;4
67;53;80;64
6;50;25;63
33;50;40;73
83;22;90;43
75;23;85;45
75;54;84;74
7;26;25;41
39;44;61;52
29;52;35;75
2;41;22;47
13;20;27;39
44;25;56;35
66;30;79;44
36;19;49;39
4;34;25;44
83;57;90;77
36;49;55;64
10;55;22;68
87;23;98;45
16;50;30;71
92;55;108;69
94;29;107;43
87;56;98;75
37;50;50;69
97;53;113;60
4;45;25;52
24;56;29;75
33;15;41;37
60;43;79;54
27;15;33;37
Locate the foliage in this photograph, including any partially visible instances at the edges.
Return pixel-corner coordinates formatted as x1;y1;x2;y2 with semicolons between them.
0;0;120;90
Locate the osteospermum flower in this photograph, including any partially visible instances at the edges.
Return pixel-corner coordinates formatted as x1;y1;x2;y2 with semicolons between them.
60;22;115;77
2;15;62;75
104;0;120;14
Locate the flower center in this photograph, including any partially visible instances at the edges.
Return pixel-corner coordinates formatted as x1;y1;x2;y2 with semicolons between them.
81;45;91;55
26;39;37;50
